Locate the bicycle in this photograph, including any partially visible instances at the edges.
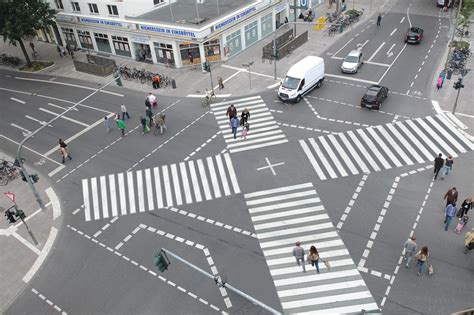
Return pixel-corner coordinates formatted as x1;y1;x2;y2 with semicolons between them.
0;159;20;185
201;91;215;107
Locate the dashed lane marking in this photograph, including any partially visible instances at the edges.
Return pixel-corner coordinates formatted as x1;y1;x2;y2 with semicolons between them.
31;288;67;314
336;174;369;230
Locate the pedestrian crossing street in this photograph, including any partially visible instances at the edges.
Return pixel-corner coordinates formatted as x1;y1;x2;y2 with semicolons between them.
210;96;288;153
300;114;474;180
82;153;240;221
244;183;378;314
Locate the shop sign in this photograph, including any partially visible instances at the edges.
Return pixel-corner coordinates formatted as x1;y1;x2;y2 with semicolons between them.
130;35;150;44
139;25;210;39
213;6;257;31
274;3;287;13
56;14;76;23
79;17;134;29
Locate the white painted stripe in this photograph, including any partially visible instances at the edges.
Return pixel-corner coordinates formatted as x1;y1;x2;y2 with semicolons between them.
324;74;378;85
254;214;329;230
207;157;221;199
247;190;316;206
297;303;379;314
118;173;127;216
263;239;343;256
215;154;231;196
224;129;283;142
39;108;89;127
386;123;424;163
244;182;314;199
426;116;466;153
210;95;262;107
390;28;397;36
376;125;413;165
224;153;240;194
282;291;373;309
431;100;442;114
271;258;354;276
23;227;58;283
337;133;370;174
127;172;136;214
136;170;145;212
248;198;321;214
412;118;454;156
319;136;348;177
144;169;154;211
395;121;433;160
197;159;212;200
332;37;353;57
258;222;333;239
274;269;360;286
179;162;193;204
82;179;91;221
357;129;391;169
153;167;164;209
170;164;183;206
327;134;358;175
162;165;173;207
278;280;365;298
309;138;337;179
368;42;386;61
444;112;468;129
436;115;474;150
229;139;288;153
91;177;100;220
188;160;202;202
252;205;325;222
260;231;338;249
100;176;109;218
109;174;118;217
269;249;349;266
366;127;402;167
10;97;26;104
267;81;281;89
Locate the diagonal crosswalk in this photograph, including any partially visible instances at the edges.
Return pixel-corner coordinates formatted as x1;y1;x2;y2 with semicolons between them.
244;183;379;314
210;96;288;153
82;153;240;221
300;114;474;180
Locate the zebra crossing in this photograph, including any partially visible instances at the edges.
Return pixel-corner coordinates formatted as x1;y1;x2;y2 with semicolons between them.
210;96;288;153
300;114;474;180
82;153;240;221
244;183;378;314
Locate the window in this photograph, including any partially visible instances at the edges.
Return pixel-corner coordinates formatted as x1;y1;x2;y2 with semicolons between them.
107;5;118;16
55;0;64;9
71;1;80;12
153;0;164;4
112;35;131;57
88;3;99;14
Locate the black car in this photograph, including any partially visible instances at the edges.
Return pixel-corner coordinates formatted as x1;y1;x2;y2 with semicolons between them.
405;27;423;44
361;85;389;110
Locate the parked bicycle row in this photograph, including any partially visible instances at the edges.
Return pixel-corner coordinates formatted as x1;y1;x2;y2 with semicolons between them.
447;46;471;74
327;9;364;37
0;159;20;186
113;65;173;88
0;54;23;67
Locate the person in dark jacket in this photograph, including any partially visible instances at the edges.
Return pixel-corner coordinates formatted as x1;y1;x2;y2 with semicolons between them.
226;104;237;122
444;203;457;231
458;197;473;217
433;153;444;179
444;187;458;207
59;138;72;163
241;108;250;125
441;156;454;179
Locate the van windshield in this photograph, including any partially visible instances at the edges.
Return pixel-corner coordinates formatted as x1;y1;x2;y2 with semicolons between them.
282;76;300;89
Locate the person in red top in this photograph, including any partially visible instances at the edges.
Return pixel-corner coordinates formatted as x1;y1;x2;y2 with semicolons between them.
152;75;160;89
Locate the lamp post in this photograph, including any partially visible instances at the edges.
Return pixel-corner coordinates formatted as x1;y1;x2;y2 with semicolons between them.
242;61;254;91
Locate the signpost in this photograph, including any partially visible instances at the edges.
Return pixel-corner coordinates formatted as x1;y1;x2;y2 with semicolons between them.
4;191;15;204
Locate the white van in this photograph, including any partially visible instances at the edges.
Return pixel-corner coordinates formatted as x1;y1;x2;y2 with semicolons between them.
278;56;325;103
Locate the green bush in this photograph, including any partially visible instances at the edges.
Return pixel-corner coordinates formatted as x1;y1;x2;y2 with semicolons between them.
18;61;54;72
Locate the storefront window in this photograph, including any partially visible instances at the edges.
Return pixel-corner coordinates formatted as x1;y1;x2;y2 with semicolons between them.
154;42;175;67
61;27;77;46
77;30;93;49
94;32;112;53
261;13;273;38
204;39;221;62
179;43;200;66
132;43;152;63
245;20;258;47
112;35;131;57
225;30;241;57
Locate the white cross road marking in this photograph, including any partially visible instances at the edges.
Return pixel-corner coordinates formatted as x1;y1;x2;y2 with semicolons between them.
256;157;285;176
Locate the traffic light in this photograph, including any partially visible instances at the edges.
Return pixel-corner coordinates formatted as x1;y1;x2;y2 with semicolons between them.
30;174;39;183
453;78;464;90
154;251;170;272
20;171;27;182
202;61;211;72
5;209;16;223
15;209;26;220
113;71;123;87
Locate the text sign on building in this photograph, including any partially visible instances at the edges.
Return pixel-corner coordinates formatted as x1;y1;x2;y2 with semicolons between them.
139;25;203;38
290;0;309;9
78;17;134;29
213;6;257;31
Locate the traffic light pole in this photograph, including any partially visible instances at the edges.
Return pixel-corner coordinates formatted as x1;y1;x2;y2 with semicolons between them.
7;205;38;245
161;248;282;315
452;83;462;114
17;76;122;211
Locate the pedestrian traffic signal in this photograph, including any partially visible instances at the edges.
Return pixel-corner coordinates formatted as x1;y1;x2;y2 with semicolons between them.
15;209;26;220
453;78;464;89
154;251;170;272
113;71;123;87
20;171;27;182
30;174;39;183
202;61;211;72
5;209;16;223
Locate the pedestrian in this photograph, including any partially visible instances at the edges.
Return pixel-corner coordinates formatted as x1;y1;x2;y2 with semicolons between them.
147;92;157;108
57;45;63;57
156;114;167;134
433;153;444;179
152;74;160;89
376;13;382;27
104;116;113;132
66;44;71;55
241;108;250;125
464;231;474;254
444;202;457;231
436;76;443;91
226;104;237;122
440;156;454;180
145;107;154;127
292;241;306;272
139;116;149;134
217;76;224;89
241;122;249;140
115;117;126;136
403;235;417;268
58;138;72;163
415;246;429;276
29;42;35;53
61;47;67;57
306;245;320;273
120;104;130;120
454;214;469;234
458;197;472;218
188;51;194;65
230;115;239;140
444;187;458;207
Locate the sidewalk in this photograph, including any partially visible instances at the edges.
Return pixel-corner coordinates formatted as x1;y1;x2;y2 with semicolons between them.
0;152;62;313
0;0;385;99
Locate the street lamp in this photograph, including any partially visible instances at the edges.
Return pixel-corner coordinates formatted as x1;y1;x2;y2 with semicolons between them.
242;61;254;91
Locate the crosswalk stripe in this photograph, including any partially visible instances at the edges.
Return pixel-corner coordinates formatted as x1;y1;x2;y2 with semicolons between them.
260;231;339;249
153;167;164;209
82;179;91;221
278;279;365;298
91;177;100;220
386;123;424;163
217;114;273;126
227;134;286;148
197;159;212;200
118;173;127;216
300;139;327;180
327;134;358;175
357;129;391;169
254;214;329;231
274;269;361;287
211;95;261;107
436;115;474;150
319;136;348;177
249;198;321;214
162;165;173;207
224;153;240;193
258;222;334;239
268;249;349;266
253;205;325;222
100;176;109;218
405;119;446;157
366;127;402;167
376;125;413;165
297;303;380;314
426;116;466;153
229;139;289;153
109;174;118;217
188;160;202;203
215;155;231;196
415;118;457;157
224;128;282;141
246;190;316;206
347;130;381;172
309;138;337;179
144;169;154;211
271;259;355;276
263;239;344;256
244;182;314;199
127;172;136;214
207;157;221;199
179;162;193;204
282;291;373;309
215;105;267;119
170;164;183;206
136;170;145;212
337;133;370;174
395;121;433;160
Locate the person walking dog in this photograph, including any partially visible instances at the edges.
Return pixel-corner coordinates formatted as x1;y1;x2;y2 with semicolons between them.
415;246;429;276
306;245;320;273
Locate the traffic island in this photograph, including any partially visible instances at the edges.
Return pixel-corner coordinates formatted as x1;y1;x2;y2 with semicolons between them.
18;60;54;72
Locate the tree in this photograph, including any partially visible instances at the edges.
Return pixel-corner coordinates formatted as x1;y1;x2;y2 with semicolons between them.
0;0;56;66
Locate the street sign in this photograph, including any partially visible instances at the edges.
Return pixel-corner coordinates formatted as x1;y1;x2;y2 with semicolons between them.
4;191;15;204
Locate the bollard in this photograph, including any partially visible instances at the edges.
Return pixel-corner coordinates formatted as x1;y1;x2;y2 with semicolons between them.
171;79;176;89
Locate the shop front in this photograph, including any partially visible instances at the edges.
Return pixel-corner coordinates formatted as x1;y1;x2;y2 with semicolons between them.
94;32;112;53
225;29;242;58
204;39;221;62
131;35;153;63
77;30;94;50
61;27;77;47
179;42;201;66
154;41;175;67
112;35;131;57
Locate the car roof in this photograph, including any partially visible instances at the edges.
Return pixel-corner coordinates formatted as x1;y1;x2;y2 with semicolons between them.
368;85;383;91
409;27;422;32
347;50;361;56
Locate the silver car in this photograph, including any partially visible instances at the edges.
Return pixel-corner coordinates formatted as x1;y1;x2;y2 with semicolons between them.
341;50;364;73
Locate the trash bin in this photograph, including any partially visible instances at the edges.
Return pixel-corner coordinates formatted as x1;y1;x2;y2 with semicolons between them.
447;69;453;80
171;79;176;89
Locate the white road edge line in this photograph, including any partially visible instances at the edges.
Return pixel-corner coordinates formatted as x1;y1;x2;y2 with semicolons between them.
23;227;59;283
45;187;61;220
0;135;63;166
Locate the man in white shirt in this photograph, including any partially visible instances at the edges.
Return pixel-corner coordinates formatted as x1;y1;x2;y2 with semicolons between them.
147;93;157;108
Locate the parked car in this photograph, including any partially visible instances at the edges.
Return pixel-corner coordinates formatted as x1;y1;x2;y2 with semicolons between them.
341;50;364;73
361;85;389;109
405;27;424;44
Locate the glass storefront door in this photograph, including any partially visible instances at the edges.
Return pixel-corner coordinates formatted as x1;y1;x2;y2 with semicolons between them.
225;30;241;57
94;33;112;53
